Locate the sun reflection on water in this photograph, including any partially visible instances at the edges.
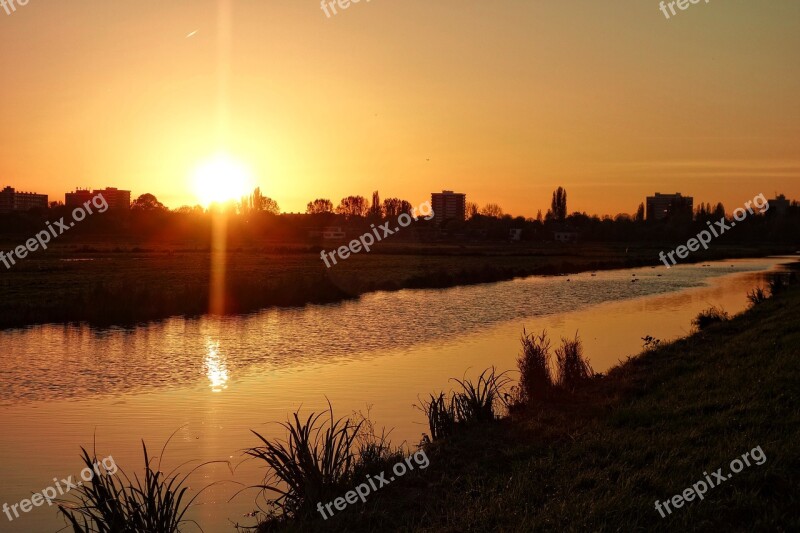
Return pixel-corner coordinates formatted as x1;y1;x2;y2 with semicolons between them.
204;340;229;392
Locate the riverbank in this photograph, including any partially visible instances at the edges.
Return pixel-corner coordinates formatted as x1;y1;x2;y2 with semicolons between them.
270;275;800;532
0;242;792;330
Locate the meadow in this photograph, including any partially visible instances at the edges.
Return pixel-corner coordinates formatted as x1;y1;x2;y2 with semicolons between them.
0;241;791;329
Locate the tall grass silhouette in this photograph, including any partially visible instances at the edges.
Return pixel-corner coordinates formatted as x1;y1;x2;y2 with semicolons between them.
59;439;219;533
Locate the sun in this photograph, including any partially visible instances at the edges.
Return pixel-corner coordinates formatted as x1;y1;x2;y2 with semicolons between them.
191;153;254;206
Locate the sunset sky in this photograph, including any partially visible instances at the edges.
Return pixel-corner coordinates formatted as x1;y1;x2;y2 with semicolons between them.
1;0;798;216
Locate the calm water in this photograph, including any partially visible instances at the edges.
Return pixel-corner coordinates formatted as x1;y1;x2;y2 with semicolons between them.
0;257;792;532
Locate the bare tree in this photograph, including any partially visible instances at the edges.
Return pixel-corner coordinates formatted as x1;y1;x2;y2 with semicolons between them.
480;203;504;218
465;202;480;220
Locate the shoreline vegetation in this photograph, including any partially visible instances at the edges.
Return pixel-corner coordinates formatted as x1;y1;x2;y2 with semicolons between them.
0;242;793;330
57;267;799;532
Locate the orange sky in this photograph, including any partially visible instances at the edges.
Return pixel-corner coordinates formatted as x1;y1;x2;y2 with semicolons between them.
1;0;798;217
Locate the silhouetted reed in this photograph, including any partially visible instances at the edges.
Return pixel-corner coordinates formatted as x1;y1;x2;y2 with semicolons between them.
419;367;511;442
517;328;554;403
692;306;730;330
246;407;362;520
554;334;595;391
59;441;215;533
747;287;769;306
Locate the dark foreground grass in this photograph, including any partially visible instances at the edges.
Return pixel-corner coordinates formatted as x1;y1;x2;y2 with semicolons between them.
271;284;800;532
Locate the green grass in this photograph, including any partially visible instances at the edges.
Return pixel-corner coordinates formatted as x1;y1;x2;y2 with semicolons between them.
268;283;800;532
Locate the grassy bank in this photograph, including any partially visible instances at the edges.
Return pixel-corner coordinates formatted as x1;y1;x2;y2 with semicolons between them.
0;242;790;329
268;279;800;531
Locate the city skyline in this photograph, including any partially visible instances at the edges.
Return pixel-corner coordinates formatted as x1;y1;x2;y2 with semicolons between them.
1;1;799;216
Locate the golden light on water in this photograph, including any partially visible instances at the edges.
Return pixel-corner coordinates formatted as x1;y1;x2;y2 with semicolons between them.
204;339;229;392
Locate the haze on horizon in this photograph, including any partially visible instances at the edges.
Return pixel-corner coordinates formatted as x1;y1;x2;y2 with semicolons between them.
1;0;798;217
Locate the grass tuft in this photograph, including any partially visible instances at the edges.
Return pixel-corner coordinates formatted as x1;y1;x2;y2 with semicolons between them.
59;439;214;533
419;367;511;442
692;306;730;330
554;333;594;390
245;404;362;521
517;328;554;404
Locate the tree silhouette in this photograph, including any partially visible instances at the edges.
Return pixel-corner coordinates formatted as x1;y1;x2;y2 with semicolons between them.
465;202;479;220
306;198;334;215
369;191;383;219
548;187;567;222
635;203;645;222
335;196;370;218
382;198;412;218
480;203;504;218
131;193;166;211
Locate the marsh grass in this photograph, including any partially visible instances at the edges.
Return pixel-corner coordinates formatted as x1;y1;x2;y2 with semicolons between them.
692;306;730;330
59;440;219;533
246;407;362;521
517;328;554;403
419;367;511;442
554;334;594;391
419;392;457;442
747;286;769;306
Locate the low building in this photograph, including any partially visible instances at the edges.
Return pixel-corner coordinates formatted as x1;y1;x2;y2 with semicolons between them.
308;226;346;240
66;187;131;210
554;231;579;243
0;186;48;213
646;192;693;221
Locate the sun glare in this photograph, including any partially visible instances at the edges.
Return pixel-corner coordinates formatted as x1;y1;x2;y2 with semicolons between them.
191;154;254;206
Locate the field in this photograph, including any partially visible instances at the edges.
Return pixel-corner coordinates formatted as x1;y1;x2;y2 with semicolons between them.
0;240;792;329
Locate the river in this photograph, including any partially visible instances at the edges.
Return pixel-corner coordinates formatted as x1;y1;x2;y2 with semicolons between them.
0;256;792;532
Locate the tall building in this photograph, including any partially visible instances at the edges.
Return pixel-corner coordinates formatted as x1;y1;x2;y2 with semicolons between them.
65;188;94;207
431;190;466;224
768;194;790;216
0;186;48;213
646;192;693;221
66;187;131;210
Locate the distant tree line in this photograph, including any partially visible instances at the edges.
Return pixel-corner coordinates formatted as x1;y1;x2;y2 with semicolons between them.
1;187;798;247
